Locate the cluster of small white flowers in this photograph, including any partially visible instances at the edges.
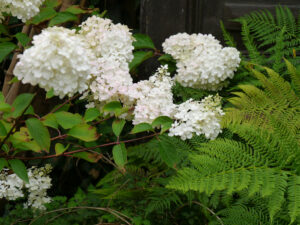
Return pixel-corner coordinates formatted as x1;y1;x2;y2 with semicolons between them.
0;0;45;22
162;33;240;91
79;16;134;62
14;27;96;98
0;164;52;210
169;95;224;140
79;16;136;113
132;65;175;124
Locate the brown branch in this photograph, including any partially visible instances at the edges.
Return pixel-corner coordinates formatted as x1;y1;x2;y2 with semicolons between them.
5;133;158;161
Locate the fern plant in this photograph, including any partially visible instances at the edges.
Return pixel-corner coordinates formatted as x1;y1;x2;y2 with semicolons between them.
167;60;300;224
221;6;300;72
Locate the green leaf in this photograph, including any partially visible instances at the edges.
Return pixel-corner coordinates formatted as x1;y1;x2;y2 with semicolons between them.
68;123;98;142
0;121;7;136
131;123;153;134
46;88;55;99
0;158;8;172
72;152;99;163
0;42;16;63
44;0;62;8
30;7;57;25
0;24;9;35
54;111;82;129
8;76;19;84
15;140;42;152
133;33;155;50
65;5;86;15
112;143;127;167
9;159;29;183
103;101;122;114
158;140;180;167
11;93;34;118
42;113;58;129
0;102;12;112
55;143;68;155
158;54;175;62
129;51;154;71
15;33;31;47
24;105;35;115
0;92;4;102
112;119;126;137
84;108;100;122
152;116;173;133
49;12;78;26
26;118;50;152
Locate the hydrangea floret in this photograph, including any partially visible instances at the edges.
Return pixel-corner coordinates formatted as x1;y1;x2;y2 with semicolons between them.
0;164;52;210
13;27;96;98
0;0;45;22
162;33;241;90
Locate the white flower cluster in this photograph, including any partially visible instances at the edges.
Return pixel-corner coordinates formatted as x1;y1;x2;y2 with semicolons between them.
169;95;224;140
132;65;175;124
0;0;45;22
14;27;96;98
80;16;135;111
0;164;52;210
79;16;134;62
162;33;240;91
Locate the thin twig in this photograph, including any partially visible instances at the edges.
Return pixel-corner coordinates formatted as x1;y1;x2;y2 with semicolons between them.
28;206;132;225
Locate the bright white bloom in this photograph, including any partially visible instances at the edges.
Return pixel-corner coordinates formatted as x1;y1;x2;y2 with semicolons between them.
0;0;45;22
169;95;224;140
132;65;176;124
89;57;134;110
80;16;134;63
0;164;52;210
14;27;96;98
163;33;240;91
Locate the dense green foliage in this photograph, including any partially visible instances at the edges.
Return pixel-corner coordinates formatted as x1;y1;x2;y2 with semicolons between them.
0;4;300;225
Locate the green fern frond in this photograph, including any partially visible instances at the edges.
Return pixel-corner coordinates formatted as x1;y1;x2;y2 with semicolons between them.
220;20;237;47
287;176;300;223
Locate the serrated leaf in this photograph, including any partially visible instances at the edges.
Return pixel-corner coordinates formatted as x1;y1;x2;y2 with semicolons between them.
30;7;57;25
55;143;69;155
84;108;100;122
103;101;122;114
0;158;8;172
129;51;154;71
0;42;16;63
112;119;126;137
68;123;98;142
133;33;155;50
49;12;77;26
0;102;12;112
9;159;29;183
65;5;86;15
152;116;173;133
72;152;100;163
15;33;31;47
54;111;82;129
46;88;54;99
42;113;58;129
11;93;34;118
131;123;153;134
112;143;127;167
26;118;50;152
